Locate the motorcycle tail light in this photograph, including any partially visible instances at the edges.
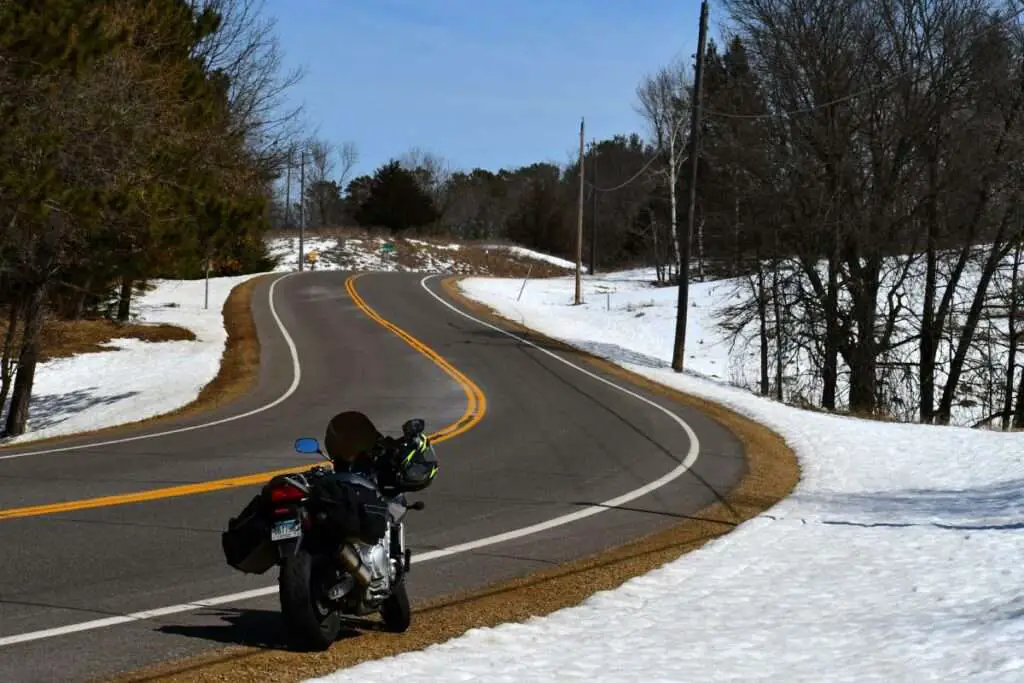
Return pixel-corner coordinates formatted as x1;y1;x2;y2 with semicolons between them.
269;481;305;503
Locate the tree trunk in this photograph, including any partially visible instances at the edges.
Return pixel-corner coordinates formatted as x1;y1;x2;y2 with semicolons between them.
3;284;47;438
650;209;663;284
668;132;681;276
757;259;769;396
697;214;705;282
72;274;94;320
920;157;939;423
733;174;741;276
117;277;133;322
1013;356;1024;429
937;241;1010;424
0;300;21;423
822;251;840;410
1003;243;1021;430
847;257;881;415
771;255;784;402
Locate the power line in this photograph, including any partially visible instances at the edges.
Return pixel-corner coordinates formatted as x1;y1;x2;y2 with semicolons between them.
585;114;688;193
703;4;1024;122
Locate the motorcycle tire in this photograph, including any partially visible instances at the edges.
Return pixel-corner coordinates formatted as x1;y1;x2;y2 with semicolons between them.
279;547;342;650
380;578;411;633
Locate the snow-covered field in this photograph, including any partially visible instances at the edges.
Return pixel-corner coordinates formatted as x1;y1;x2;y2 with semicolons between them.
310;270;1024;683
0;274;261;445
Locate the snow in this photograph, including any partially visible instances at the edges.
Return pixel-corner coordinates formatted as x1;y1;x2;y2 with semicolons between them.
482;244;586;272
265;235;576;275
1;274;261;445
308;269;1024;683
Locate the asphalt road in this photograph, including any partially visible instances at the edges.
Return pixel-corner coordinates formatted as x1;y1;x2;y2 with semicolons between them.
0;271;746;683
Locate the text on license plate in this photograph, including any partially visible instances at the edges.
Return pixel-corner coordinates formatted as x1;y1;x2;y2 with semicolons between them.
271;518;302;541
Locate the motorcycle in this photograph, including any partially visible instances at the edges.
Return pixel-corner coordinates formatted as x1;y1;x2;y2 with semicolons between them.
221;416;428;650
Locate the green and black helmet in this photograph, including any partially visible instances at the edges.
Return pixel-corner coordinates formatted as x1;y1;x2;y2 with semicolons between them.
394;424;438;492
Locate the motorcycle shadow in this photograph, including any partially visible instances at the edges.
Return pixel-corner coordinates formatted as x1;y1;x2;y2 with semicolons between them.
156;608;387;652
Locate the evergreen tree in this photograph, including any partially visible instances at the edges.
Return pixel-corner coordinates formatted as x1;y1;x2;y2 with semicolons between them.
353;161;438;232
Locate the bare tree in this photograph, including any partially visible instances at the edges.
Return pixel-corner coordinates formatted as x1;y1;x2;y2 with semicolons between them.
189;0;305;174
636;60;691;278
338;141;359;187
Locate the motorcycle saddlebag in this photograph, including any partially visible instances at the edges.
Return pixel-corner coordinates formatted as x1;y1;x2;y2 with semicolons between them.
221;493;277;575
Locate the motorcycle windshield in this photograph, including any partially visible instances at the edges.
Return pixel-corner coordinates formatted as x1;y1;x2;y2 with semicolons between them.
324;410;382;464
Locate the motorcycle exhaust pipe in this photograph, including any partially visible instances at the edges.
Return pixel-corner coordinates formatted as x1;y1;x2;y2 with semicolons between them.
338;544;372;585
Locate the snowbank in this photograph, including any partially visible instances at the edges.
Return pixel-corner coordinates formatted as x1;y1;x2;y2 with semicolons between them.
308;271;1024;683
483;244;585;272
2;274;262;445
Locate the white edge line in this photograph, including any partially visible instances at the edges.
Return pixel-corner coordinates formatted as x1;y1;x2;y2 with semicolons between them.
0;273;302;460
0;272;702;649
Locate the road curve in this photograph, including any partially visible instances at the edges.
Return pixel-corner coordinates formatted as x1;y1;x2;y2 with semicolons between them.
0;271;746;682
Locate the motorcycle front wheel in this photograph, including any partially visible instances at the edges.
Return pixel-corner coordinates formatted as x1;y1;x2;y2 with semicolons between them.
380;578;411;632
279;546;342;650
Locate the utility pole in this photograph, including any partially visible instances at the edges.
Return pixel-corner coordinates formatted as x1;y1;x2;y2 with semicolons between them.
671;0;708;373
284;147;292;230
299;146;306;272
575;117;585;305
590;138;598;275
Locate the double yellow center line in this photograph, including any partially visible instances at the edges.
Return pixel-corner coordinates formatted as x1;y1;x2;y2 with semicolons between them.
0;274;486;522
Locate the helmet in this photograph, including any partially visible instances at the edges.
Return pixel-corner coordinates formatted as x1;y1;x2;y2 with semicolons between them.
393;432;438;492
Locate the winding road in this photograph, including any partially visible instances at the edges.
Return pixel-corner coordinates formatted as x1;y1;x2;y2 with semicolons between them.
0;271;746;682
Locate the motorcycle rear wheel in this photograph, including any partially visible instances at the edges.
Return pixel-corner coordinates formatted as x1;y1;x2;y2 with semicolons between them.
279;547;343;650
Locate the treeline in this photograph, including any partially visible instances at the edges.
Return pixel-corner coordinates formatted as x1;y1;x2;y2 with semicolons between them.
272;136;673;275
0;0;296;437
703;0;1024;428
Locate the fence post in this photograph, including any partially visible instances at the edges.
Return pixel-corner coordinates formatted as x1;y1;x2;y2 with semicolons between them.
517;264;534;302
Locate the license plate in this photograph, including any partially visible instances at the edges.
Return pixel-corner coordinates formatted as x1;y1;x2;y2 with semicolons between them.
271;518;302;541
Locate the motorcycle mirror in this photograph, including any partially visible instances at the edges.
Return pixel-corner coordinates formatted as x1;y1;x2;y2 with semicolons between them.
409;500;426;511
402;418;425;438
294;437;322;455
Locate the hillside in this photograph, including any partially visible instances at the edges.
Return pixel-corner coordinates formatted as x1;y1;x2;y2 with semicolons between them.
265;229;585;278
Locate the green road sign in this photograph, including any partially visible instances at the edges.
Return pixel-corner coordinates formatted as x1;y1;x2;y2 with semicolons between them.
381;242;396;254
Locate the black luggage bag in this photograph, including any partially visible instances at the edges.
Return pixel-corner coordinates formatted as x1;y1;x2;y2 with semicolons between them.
221;493;277;574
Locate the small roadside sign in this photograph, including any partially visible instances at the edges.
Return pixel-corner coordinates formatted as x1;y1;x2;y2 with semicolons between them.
381;242;396;254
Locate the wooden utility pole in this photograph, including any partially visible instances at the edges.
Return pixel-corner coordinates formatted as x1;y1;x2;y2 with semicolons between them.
671;0;709;373
299;147;306;272
575;117;585;305
590;138;598;275
284;148;292;229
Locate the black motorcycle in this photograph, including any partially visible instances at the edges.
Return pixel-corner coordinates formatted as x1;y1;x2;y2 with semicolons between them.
221;418;428;650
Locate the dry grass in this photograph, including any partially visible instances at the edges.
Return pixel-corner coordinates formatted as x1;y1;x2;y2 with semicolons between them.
0;318;195;363
104;277;800;683
0;275;267;449
263;226;386;242
455;245;569;278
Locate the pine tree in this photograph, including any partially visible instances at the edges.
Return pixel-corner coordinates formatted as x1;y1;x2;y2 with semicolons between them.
353;161;438;233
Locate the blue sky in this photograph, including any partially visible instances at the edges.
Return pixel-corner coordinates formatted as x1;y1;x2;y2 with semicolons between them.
264;0;724;181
